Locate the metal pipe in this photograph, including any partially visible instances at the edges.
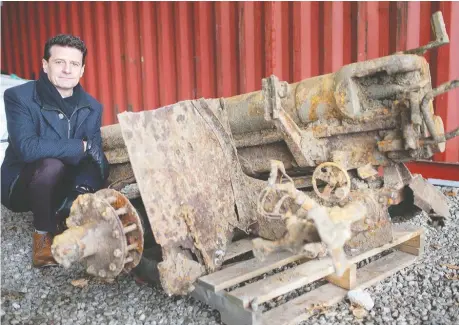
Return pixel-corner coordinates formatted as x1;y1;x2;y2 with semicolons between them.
420;126;459;145
420;80;459;142
51;224;99;268
123;224;137;234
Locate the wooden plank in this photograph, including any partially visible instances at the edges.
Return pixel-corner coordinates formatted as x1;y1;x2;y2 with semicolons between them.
396;245;420;256
355;250;418;290
261;283;347;325
398;234;421;247
195;226;422;325
325;264;356;290
261;250;418;325
224;238;254;261
227;259;335;308
227;230;417;309
347;225;422;265
201;225;421;292
229;231;417;309
191;282;261;325
198;251;307;292
395;234;424;256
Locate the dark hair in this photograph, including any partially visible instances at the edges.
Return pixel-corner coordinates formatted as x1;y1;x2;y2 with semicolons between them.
43;34;88;64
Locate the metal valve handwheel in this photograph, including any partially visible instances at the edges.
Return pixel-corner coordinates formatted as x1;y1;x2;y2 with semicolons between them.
257;160;295;220
312;162;351;202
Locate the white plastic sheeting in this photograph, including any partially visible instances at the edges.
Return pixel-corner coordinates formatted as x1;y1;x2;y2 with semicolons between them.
1;75;29;165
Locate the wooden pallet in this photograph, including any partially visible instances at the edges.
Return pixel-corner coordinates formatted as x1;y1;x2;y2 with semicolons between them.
191;224;424;325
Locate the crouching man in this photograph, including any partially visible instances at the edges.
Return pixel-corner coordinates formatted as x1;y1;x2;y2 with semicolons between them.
1;34;109;267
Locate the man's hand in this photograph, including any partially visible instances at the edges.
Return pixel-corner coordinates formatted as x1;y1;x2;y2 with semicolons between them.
83;141;87;152
86;138;109;181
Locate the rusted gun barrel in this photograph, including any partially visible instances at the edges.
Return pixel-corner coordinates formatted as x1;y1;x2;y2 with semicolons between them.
100;13;459;185
225;55;458;175
101;54;459;183
51;11;458;292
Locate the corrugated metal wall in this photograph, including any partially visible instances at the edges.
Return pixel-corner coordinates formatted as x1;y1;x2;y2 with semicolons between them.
1;1;458;165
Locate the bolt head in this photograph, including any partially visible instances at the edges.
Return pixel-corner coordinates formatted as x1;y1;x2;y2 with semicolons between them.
103;207;112;220
98;270;106;278
113;249;122;258
87;265;95;274
112;230;120;239
109;263;117;272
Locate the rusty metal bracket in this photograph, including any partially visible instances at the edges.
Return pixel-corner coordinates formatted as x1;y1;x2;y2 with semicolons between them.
334;55;426;121
262;75;325;167
262;75;310;167
404;11;450;55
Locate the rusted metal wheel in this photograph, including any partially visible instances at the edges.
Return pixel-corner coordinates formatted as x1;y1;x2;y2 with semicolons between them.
51;189;144;280
312;162;351;203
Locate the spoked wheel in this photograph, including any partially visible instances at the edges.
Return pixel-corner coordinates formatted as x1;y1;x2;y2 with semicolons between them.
312;162;351;203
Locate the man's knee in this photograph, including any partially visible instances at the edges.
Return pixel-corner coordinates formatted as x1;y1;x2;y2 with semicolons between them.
73;159;104;190
31;158;66;186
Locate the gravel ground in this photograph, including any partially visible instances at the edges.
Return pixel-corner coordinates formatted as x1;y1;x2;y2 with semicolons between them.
1;186;458;325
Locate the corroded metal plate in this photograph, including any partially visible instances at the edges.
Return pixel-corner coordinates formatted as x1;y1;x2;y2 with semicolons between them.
118;100;239;294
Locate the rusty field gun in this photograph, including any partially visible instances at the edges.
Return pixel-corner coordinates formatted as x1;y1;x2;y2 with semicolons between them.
51;11;459;296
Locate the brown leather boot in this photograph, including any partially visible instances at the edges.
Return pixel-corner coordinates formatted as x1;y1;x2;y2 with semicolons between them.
32;232;58;267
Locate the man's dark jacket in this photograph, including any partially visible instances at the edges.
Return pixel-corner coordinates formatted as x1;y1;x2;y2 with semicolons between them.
1;80;104;209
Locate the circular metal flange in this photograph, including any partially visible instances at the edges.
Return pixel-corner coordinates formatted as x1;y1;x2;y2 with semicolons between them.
94;189;144;273
312;162;351;203
55;189;144;279
61;193;127;279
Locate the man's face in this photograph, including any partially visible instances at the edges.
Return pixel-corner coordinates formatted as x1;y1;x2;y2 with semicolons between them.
42;45;85;93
